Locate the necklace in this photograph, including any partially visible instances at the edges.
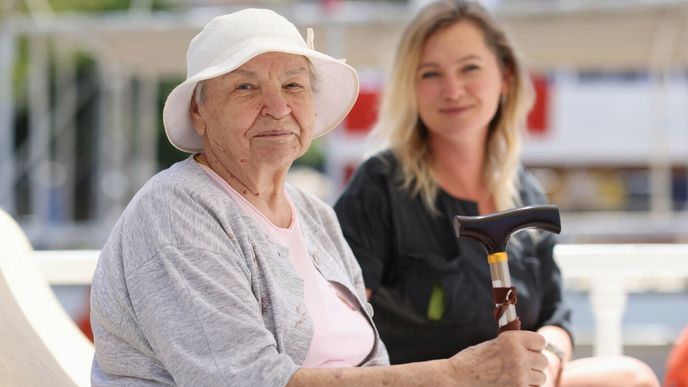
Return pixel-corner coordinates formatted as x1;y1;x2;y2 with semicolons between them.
193;153;208;167
194;153;260;197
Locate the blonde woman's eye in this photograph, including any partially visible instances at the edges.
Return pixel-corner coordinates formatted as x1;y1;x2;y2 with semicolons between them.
463;65;480;73
420;71;440;79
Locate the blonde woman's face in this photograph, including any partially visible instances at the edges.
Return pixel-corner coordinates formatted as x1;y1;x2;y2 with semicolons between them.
415;21;508;144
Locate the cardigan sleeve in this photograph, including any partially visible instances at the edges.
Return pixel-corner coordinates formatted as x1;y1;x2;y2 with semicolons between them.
92;244;301;387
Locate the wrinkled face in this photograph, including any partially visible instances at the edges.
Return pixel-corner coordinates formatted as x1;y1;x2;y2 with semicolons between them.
415;20;508;143
191;52;316;168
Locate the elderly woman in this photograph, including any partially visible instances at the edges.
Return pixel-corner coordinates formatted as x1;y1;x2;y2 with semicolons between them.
334;1;660;387
90;8;548;387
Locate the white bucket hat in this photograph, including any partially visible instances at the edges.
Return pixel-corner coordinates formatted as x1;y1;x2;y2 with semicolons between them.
162;8;360;153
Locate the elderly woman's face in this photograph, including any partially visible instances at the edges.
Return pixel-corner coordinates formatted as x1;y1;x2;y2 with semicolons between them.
191;52;316;168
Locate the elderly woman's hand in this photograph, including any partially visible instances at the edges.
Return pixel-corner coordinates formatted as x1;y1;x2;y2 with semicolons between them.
445;330;549;387
288;331;548;387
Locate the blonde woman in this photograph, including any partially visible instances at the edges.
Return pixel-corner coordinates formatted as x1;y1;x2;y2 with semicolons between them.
335;1;659;386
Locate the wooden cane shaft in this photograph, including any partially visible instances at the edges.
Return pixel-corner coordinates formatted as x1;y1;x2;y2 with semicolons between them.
488;252;518;328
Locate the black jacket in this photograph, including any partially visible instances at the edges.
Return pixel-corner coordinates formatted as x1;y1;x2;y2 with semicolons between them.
334;151;572;364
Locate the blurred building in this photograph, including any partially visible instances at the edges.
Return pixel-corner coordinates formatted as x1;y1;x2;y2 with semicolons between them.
1;0;687;248
1;2;687;381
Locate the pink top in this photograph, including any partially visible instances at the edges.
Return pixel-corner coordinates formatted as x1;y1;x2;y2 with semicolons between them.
197;162;374;368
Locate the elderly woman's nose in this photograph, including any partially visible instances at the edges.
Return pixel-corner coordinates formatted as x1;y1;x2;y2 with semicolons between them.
260;88;291;119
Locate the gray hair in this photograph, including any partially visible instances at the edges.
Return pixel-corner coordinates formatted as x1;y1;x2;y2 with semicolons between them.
193;80;207;106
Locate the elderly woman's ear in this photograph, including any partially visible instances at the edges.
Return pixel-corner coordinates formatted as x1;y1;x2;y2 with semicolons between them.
189;95;206;136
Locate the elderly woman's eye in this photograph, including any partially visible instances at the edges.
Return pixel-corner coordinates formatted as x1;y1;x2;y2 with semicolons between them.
285;82;304;89
236;83;253;90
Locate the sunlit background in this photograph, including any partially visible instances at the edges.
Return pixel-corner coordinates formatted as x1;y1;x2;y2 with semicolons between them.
1;0;687;382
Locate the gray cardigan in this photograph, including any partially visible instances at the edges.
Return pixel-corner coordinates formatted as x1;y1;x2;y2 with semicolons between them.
90;158;389;387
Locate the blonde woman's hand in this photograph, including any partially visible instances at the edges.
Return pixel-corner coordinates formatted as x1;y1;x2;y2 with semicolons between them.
541;347;562;387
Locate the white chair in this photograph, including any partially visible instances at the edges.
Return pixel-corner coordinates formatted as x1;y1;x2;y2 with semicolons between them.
0;209;94;387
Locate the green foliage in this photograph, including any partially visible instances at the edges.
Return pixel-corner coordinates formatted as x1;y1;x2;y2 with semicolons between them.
8;0;173;13
157;78;188;168
50;0;131;12
294;138;326;172
12;38;30;111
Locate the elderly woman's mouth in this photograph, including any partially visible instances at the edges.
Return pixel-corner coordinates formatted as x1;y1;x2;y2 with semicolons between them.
254;130;295;137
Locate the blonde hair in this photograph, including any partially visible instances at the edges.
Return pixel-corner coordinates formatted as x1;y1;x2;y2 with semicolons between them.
372;0;534;213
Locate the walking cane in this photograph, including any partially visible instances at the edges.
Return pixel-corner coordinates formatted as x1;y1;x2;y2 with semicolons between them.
453;204;561;333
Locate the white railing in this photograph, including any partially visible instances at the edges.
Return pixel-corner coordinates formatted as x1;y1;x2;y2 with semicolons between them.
31;244;688;357
554;243;688;357
31;250;99;285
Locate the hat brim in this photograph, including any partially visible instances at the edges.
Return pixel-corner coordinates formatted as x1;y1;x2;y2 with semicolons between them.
162;39;359;153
